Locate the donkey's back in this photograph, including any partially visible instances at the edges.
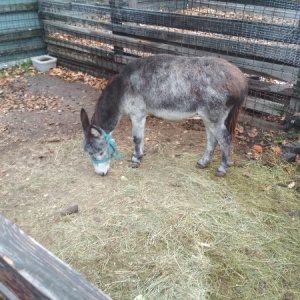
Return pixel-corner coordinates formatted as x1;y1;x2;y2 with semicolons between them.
119;55;247;123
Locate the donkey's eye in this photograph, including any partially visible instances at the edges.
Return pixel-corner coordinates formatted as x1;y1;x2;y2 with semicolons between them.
99;151;104;156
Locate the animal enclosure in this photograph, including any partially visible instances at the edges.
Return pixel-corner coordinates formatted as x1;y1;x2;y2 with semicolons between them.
1;0;299;116
37;0;300;117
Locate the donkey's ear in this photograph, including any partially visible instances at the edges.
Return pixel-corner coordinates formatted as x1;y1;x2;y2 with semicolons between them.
80;108;90;132
91;127;101;137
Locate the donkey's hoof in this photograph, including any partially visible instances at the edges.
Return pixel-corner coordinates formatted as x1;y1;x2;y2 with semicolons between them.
130;162;140;168
196;162;206;169
216;170;226;177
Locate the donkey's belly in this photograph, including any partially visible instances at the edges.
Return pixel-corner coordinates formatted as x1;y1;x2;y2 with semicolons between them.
148;108;197;121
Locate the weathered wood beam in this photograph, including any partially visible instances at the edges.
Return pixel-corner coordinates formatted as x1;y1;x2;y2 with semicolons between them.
0;38;45;56
58;57;116;78
0;214;112;300
244;96;285;116
47;44;124;73
0;2;37;14
45;36;114;59
200;0;300;10
0;29;43;43
190;0;300;20
40;12;113;31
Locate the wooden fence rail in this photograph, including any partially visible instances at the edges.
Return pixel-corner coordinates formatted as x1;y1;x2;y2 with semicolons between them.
38;0;300;114
0;214;111;300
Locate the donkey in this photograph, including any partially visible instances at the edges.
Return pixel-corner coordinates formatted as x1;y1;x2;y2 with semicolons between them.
80;54;248;176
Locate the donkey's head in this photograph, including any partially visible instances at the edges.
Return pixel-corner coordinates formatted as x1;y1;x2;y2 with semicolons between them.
80;108;112;176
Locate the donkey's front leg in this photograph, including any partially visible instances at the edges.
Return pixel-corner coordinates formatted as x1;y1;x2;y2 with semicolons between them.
130;114;146;168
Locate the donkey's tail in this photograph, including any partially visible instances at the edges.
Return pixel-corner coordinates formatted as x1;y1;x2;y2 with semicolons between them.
225;92;247;140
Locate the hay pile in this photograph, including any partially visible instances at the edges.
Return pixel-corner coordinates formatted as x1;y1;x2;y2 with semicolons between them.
1;121;299;299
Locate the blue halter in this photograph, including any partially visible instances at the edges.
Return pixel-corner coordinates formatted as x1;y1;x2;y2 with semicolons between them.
92;129;124;165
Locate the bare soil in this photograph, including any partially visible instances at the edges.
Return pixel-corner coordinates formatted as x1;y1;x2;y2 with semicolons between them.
1;75;99;145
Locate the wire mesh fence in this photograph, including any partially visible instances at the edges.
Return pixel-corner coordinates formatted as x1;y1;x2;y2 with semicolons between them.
2;0;300;117
0;0;46;68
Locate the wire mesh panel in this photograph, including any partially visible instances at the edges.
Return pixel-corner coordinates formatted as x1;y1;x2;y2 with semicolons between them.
0;0;46;68
39;0;300;115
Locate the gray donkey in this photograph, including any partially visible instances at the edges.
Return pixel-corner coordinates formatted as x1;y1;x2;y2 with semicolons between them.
81;54;248;176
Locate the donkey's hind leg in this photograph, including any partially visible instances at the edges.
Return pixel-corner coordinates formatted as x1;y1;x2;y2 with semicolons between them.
214;125;232;177
130;114;146;168
196;126;217;169
196;121;232;176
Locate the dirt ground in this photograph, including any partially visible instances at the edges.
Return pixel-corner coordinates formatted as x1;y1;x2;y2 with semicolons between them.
0;74;99;144
1;71;299;300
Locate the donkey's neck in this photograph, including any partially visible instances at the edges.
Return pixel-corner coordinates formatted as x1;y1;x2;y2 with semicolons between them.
91;75;123;133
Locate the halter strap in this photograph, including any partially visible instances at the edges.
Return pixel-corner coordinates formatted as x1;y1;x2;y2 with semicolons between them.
92;129;124;165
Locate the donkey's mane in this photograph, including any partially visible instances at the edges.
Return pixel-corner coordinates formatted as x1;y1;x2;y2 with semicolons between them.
91;75;122;133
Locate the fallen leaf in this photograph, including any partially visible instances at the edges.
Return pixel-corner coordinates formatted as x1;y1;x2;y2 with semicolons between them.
287;182;296;189
242;172;252;178
284;167;292;175
248;131;258;138
252;145;263;153
236;124;244;134
260;185;272;192
271;146;282;156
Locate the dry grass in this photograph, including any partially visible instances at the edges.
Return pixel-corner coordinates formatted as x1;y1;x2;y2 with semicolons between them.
0;124;299;300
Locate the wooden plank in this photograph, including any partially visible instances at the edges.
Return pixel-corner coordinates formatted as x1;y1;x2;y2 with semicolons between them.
0;38;45;56
40;12;113;31
248;78;297;97
0;28;43;42
0;49;47;65
136;0;188;11
203;0;300;10
43;20;300;82
0;11;43;33
0;3;37;14
0;256;50;299
191;0;300;21
0;214;112;300
44;35;114;59
58;57;116;78
244;95;285;116
47;44;124;73
239;113;284;131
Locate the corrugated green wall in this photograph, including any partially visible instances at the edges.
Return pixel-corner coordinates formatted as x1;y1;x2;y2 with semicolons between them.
0;0;46;68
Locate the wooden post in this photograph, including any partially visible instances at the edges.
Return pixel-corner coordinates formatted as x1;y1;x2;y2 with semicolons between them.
0;214;112;300
290;74;300;112
289;21;300;113
109;0;124;55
